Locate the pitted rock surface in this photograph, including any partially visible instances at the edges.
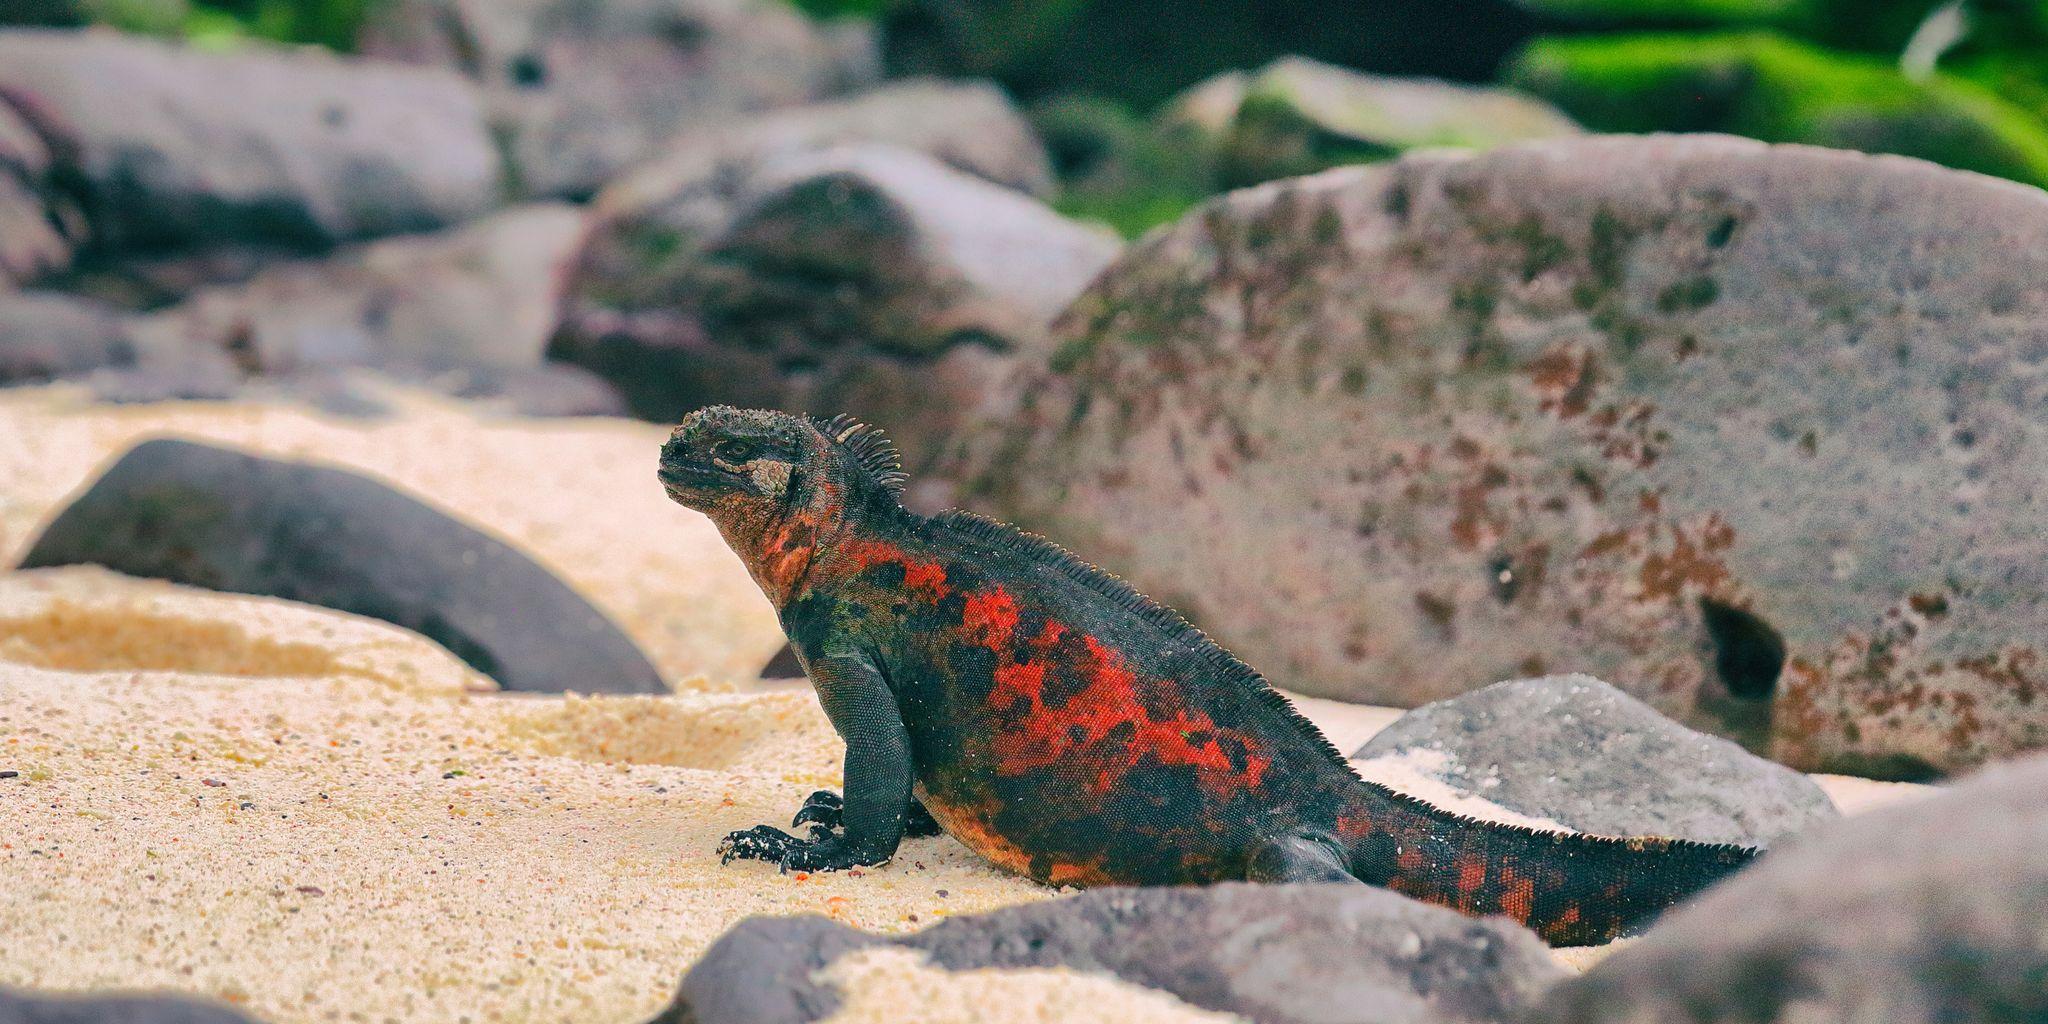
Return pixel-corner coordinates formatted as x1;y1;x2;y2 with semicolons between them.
958;134;2048;776
1354;674;1836;847
661;883;1565;1024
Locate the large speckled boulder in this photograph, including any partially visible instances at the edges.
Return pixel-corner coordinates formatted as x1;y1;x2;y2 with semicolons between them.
359;0;876;199
664;883;1564;1024
1526;753;2048;1023
1354;674;1836;847
0;30;498;250
957;134;2048;777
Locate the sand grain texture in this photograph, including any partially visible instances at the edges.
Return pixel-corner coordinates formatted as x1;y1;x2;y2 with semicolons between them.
0;590;1050;1024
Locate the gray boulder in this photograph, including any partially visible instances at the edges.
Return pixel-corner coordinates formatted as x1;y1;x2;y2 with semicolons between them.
359;0;877;199
662;883;1565;1024
129;204;588;375
1167;57;1581;188
1526;753;2048;1023
0;988;259;1024
0;30;498;251
0;291;134;384
18;438;666;694
957;134;2048;777
558;143;1118;481
1354;674;1836;847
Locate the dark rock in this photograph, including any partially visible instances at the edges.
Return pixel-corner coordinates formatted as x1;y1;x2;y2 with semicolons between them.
0;988;260;1024
1168;57;1580;189
1525;753;2048;1024
665;883;1565;1024
956;134;2048;776
359;0;877;200
0;29;498;251
128;204;588;376
18;438;666;694
0;100;74;286
557;143;1117;480
0;0;189;33
1354;674;1836;847
0;291;134;384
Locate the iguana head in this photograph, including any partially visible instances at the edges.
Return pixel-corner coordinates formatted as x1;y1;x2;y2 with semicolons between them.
660;405;907;533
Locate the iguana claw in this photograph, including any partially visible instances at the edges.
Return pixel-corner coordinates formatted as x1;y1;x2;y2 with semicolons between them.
790;790;843;830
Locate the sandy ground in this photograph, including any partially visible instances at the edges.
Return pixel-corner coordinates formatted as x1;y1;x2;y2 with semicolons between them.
0;387;1935;1023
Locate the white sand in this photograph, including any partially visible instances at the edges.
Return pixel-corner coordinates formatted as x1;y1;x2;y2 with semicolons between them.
0;581;1053;1023
0;388;1938;1019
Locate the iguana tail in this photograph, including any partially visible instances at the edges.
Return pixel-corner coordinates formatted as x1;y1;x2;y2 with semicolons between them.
1336;780;1759;946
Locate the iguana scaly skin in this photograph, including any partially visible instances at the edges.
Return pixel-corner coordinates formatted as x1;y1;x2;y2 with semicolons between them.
659;407;1759;945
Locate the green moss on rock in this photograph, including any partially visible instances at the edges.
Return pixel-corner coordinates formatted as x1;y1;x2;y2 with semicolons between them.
1511;32;2048;189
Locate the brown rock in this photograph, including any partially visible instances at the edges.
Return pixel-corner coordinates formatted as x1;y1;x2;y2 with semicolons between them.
957;135;2048;777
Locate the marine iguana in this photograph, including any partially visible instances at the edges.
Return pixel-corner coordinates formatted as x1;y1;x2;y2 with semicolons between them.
659;406;1759;945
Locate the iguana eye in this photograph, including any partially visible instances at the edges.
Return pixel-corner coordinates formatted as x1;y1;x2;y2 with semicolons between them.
713;440;759;464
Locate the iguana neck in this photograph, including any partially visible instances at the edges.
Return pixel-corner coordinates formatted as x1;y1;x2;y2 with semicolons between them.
716;478;885;608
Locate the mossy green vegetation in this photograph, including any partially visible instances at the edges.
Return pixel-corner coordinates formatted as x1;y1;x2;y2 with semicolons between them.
1512;31;2048;188
1518;0;1961;54
1031;94;1212;238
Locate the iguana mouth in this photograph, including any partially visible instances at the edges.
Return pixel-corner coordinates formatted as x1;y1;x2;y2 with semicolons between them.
658;465;725;489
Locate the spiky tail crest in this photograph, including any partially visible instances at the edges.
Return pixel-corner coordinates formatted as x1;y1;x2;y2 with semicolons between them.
1339;780;1759;946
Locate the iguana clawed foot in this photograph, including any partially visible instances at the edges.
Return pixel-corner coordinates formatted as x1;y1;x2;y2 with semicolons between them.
717;790;945;872
790;789;944;837
717;823;876;872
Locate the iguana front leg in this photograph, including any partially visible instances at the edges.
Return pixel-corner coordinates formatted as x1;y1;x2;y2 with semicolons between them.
791;790;944;837
718;654;914;872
